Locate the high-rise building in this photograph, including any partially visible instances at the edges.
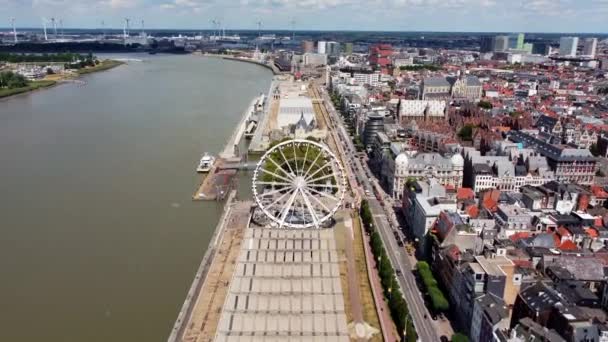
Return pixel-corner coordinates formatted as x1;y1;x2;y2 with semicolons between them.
326;41;340;56
523;43;533;54
493;36;509;52
516;33;525;50
532;42;551;55
559;36;579;57
317;41;326;54
582;37;598;57
301;40;314;53
480;36;494;53
343;42;353;55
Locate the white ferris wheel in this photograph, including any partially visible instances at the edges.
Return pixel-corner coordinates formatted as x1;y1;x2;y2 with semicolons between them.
252;139;346;229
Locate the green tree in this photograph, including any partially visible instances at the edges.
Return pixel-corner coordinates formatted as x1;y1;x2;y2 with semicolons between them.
452;333;469;342
457;125;474;141
477;100;493;109
590;143;601;157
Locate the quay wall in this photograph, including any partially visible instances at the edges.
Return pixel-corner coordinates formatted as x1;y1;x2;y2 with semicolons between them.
167;190;238;342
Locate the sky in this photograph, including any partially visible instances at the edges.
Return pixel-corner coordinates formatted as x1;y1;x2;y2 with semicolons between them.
1;0;608;33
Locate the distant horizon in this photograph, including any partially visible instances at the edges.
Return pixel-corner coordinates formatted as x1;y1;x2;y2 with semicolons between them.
2;27;607;36
2;0;608;34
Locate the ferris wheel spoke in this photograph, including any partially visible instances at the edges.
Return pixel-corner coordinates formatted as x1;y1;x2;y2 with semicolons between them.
292;141;300;176
307;182;340;189
303;152;322;180
258;186;292;198
266;156;295;180
303;187;333;215
278;147;296;177
307;173;335;185
257;181;294;187
266;187;292;210
300;143;310;176
278;188;299;228
300;188;320;228
260;167;294;184
304;160;332;182
306;186;340;203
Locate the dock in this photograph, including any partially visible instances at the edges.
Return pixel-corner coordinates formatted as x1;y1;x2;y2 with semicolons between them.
193;96;262;201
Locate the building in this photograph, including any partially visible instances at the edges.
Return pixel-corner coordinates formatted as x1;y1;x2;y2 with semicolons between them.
369;44;392;72
494;36;510;52
507;318;566;342
362;113;384;147
508;131;597;185
450;75;483;101
301;40;314;53
559;37;579;57
494;204;533;238
398;100;446;123
317;40;326;54
582;37;598;57
385;150;464;199
325;41;340;56
463;148;554;193
302;53;327;66
277;98;315;130
516;33;525;50
402;179;457;246
470;294;510;342
480;36;495;53
421;77;452;100
343;42;353;55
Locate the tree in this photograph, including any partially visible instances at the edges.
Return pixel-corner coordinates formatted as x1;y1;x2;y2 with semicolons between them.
590;143;601;157
452;333;469;342
477;100;493;110
457;125;474;141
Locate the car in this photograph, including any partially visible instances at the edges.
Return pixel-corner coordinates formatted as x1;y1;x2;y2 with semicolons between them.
440;336;449;342
395;269;402;276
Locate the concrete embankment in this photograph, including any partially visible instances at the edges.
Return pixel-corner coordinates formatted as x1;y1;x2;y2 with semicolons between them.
168;190;239;342
200;53;281;75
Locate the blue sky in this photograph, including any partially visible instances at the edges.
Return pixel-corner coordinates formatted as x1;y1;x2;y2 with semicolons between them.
2;0;608;33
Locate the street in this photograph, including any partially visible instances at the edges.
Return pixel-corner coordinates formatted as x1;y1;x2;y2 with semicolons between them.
314;84;440;342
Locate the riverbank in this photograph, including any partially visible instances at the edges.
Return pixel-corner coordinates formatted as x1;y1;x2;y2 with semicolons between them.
77;59;124;75
200;53;280;75
0;80;56;99
0;59;124;99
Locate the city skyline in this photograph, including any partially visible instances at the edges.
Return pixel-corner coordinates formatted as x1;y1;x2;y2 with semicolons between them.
2;0;608;33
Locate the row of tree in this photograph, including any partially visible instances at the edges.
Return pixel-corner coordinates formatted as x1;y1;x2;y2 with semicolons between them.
0;71;29;89
399;65;441;72
416;261;450;312
361;200;417;341
0;52;89;63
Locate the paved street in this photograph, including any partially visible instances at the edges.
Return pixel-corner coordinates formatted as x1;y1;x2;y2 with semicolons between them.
314;85;439;342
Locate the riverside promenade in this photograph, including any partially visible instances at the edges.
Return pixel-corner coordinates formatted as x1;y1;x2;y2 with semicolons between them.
168;191;253;342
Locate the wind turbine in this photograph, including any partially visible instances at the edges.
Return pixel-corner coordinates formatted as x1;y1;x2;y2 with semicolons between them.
289;17;296;40
256;20;262;37
100;20;105;37
51;17;57;38
10;17;17;43
59;18;64;39
140;19;145;37
123;18;130;39
41;17;48;40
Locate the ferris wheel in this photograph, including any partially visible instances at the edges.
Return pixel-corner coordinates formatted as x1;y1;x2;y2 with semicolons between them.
252;139;346;229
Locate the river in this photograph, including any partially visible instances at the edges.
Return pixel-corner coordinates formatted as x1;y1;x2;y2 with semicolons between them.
0;54;272;341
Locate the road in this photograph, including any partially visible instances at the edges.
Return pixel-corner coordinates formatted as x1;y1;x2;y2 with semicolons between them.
313;84;439;342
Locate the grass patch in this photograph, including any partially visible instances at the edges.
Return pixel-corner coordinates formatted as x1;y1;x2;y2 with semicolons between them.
77;60;124;75
353;215;383;342
0;80;56;99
